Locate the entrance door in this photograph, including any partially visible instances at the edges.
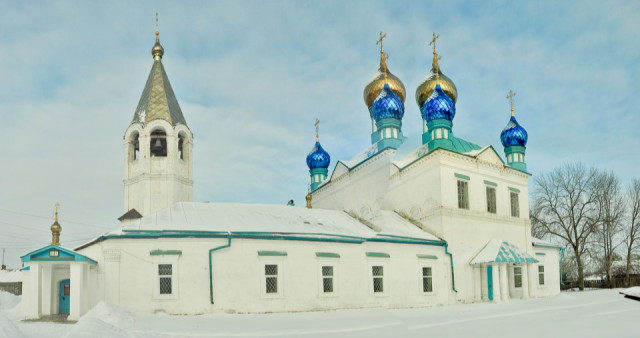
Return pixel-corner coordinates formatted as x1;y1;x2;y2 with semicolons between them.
59;279;70;314
487;266;493;301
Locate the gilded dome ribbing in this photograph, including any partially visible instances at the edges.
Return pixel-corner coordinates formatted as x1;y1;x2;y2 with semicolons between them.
415;62;457;107
364;63;406;109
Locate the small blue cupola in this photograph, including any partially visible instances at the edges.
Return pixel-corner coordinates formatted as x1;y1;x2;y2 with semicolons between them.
420;84;456;150
306;119;331;191
500;90;528;172
370;83;405;150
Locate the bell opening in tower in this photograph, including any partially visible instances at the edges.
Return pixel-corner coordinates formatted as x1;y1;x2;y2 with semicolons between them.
129;132;140;161
178;134;184;160
150;130;167;157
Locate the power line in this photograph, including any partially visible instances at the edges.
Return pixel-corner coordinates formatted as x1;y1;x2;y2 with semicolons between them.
0;220;108;241
0;208;114;230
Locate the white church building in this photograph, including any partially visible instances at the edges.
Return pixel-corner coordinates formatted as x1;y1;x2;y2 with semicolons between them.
20;30;561;321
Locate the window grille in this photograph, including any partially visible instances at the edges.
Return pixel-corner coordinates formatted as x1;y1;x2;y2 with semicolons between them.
538;265;545;285
510;192;520;217
158;264;173;295
265;264;278;294
322;266;334;293
372;266;384;293
514;266;522;288
422;267;433;293
486;186;496;214
457;180;469;209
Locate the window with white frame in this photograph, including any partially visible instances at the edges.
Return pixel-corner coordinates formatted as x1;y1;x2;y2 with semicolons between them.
538;265;545;285
514;266;522;288
265;264;279;294
322;266;334;293
422;267;433;293
458;180;469;209
510;192;520;217
486;186;496;214
372;265;384;293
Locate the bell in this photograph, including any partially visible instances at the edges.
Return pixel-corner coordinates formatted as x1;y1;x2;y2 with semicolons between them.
152;139;163;151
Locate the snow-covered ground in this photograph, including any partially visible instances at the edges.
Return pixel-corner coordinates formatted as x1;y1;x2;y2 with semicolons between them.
2;289;639;338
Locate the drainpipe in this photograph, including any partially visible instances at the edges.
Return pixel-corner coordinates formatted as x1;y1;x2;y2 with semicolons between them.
560;247;565;286
209;233;232;304
444;243;457;293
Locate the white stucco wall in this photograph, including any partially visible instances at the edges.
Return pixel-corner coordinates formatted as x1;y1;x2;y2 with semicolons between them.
77;237;451;314
308;146;560;304
531;246;562;297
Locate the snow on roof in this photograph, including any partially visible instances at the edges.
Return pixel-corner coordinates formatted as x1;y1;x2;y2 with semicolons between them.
339;143;380;169
463;145;491;157
470;239;538;265
393;136;483;169
0;270;21;283
369;211;440;241
117;202;443;244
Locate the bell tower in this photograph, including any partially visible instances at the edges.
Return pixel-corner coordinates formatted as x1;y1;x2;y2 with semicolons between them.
122;21;193;218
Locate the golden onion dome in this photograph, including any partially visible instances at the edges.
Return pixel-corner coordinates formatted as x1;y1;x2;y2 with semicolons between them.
51;221;61;233
415;63;457;107
364;63;406;108
152;31;164;59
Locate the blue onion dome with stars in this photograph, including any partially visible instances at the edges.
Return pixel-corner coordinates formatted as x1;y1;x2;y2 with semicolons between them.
306;142;331;170
500;116;528;147
421;84;456;122
371;83;405;121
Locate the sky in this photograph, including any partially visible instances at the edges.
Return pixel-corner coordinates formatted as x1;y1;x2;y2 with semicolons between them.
0;1;638;269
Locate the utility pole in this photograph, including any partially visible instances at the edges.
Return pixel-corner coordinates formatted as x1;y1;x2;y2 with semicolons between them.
1;248;6;270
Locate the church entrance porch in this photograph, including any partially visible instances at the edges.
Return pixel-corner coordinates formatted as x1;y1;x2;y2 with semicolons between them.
470;239;538;302
21;245;97;321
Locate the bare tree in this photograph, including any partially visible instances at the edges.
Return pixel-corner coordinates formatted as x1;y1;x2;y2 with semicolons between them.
624;179;640;287
530;204;548;240
593;171;625;288
532;163;599;290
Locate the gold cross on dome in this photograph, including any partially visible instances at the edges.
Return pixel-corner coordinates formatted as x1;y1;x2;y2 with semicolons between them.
429;32;439;57
315;118;320;142
377;31;387;55
507;90;516;116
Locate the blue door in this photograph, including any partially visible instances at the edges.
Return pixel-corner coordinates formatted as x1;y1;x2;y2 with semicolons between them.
59;279;70;314
487;266;493;301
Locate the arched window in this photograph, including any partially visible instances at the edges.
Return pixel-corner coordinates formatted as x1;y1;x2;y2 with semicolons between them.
150;130;167;157
178;134;185;160
129;132;140;161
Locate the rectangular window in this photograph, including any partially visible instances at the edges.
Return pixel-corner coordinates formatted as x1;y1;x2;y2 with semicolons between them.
158;264;173;295
514;266;522;288
322;266;334;293
422;267;433;293
372;266;384;293
510;192;520;217
486;186;496;214
265;264;278;294
538;265;545;285
458;180;469;209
